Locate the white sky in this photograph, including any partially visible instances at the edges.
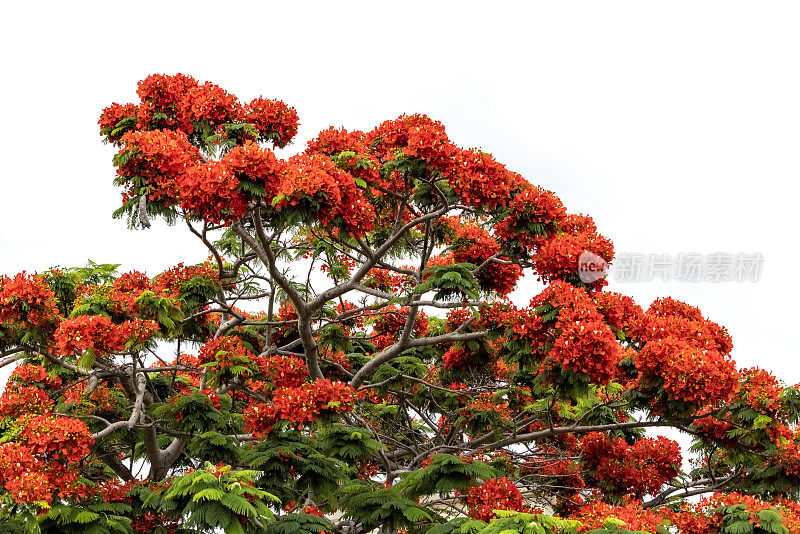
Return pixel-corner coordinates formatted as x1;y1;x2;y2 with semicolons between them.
1;1;799;387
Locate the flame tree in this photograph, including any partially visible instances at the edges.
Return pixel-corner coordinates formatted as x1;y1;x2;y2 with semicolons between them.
1;74;799;534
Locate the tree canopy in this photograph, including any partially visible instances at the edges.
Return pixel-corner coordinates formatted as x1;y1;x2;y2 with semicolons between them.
0;73;799;534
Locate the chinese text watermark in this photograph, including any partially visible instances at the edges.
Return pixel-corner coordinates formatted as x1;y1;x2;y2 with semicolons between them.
608;252;763;283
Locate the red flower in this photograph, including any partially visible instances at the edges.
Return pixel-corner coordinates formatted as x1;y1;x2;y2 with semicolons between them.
244;97;299;148
0;272;61;330
466;478;524;521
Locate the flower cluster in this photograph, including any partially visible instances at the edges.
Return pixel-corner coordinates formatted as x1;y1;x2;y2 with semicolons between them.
366;114;455;171
737;367;784;416
450;221;522;295
306;126;395;194
55;315;158;356
275;153;376;237
253;354;308;390
494;184;567;249
448;149;521;210
0;385;54;417
532;214;614;290
176;160;249;224
244;379;355;434
98;102;138;143
573;500;668;532
198;336;256;371
0;415;93;506
581;432;681;498
466;478;524;521
635;297;739;406
117;129;201;203
0;364;62;417
184;81;241;128
243;97;299;147
103;74;308;227
442;345;473;370
134;73;201;132
62;381;120;414
20;415;94;463
307;126;369;156
592;291;643;335
363;268;416;294
152;261;220;298
0;272;61;330
222;142;282;199
371;306;430;350
9;363;61;389
272;379;356;424
530;281;623;385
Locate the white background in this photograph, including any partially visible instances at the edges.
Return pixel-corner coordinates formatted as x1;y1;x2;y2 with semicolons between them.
1;1;799;390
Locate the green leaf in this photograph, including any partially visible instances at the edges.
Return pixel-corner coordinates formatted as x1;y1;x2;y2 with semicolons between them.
193;488;225;502
74;510;101;523
225;518;246;534
753;414;772;429
77;347;96;371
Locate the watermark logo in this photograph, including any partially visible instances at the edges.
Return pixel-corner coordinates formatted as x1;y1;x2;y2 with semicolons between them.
578;251;609;284
610;252;763;283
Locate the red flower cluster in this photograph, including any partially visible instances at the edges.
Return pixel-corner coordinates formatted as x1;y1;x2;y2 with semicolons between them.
0;443;52;504
450;221;522;295
463;392;511;427
243;97;299;148
272;379;356;424
184;81;241;128
135;73;201;132
738;367;783;416
635;298;739;406
445;308;474;332
307;126;369;156
222;142;282;199
117;129;201;203
366;114;455;171
176;160;249;225
592;291;643;335
581;432;681;498
98;102;138;143
494;184;567;249
442;346;473;370
152;261;220;298
198;336;255;371
20;415;94;463
244;379;355;435
62;382;119;414
0;272;61;329
532;281;623;385
9;363;61;389
532;214;614;290
466;478;524;521
0;414;93;506
254;354;308;390
0;385;54;417
371;306;430;350
638;297;733;353
0;364;62;417
573;499;668;532
275;153;376;237
105;75;307;226
306;127;397;194
55;315;158;356
692;414;734;442
448;149;521;210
